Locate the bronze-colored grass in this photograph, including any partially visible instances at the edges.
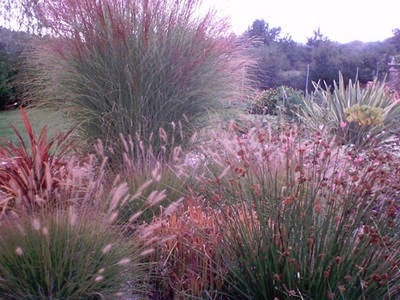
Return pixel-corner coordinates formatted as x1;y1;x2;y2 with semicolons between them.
150;196;227;299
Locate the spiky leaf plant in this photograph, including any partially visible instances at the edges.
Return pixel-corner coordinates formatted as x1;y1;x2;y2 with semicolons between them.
0;107;74;215
300;73;400;149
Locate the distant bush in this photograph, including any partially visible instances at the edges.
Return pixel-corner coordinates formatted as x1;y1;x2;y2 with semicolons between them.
249;86;304;118
0;28;32;109
26;0;249;165
345;104;384;126
249;88;280;115
0;50;15;109
278;69;306;91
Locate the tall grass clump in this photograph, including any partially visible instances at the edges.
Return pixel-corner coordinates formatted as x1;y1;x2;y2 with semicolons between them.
25;0;250;163
193;124;400;299
0;210;136;299
300;73;400;149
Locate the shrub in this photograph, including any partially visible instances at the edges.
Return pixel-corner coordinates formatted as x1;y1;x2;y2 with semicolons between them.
26;0;249;164
249;88;280;115
0;211;135;299
300;73;400;149
345;104;384;126
0;49;15;109
249;86;304;118
0;108;74;215
194;124;400;299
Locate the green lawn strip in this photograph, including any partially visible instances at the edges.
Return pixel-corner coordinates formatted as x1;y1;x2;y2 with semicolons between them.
0;108;71;145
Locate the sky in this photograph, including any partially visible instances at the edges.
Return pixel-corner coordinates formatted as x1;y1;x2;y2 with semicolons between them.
205;0;400;44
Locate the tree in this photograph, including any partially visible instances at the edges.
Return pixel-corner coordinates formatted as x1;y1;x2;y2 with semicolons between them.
307;28;329;47
309;42;341;85
0;0;44;35
0;50;13;108
389;28;400;52
0;28;32;109
248;43;289;89
246;19;282;45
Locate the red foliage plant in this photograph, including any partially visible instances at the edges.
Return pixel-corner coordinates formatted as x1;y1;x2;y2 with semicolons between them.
0;108;74;216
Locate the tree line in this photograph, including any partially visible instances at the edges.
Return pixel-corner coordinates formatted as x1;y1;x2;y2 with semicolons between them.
242;19;400;91
1;18;400;109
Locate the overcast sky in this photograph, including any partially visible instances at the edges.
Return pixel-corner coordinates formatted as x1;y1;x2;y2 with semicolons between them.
205;0;400;44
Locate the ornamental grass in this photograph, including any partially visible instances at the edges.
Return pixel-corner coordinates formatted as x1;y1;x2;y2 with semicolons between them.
24;0;250;166
188;124;400;299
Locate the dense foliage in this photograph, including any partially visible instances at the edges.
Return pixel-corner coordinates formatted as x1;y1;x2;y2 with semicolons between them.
0;49;13;108
194;124;400;299
0;2;398;299
249;86;304;118
0;27;34;109
244;20;400;91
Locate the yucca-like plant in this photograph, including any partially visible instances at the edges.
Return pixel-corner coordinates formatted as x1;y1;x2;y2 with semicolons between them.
193;124;400;299
0;210;137;299
24;0;250;165
300;73;400;149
